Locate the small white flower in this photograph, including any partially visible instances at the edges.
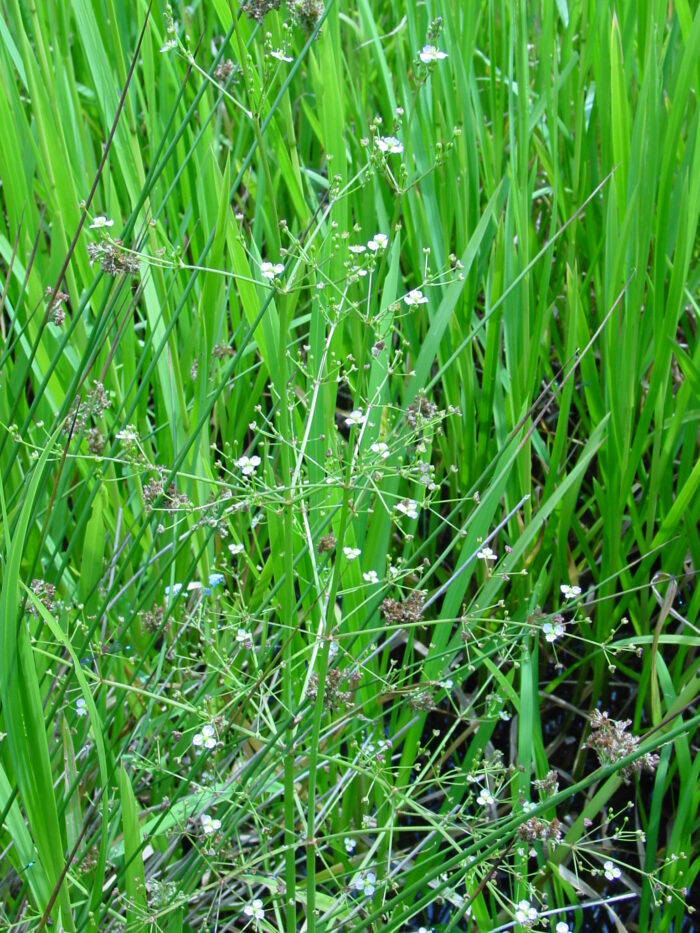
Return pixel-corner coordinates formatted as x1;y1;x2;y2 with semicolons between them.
556;923;570;933
76;697;88;717
419;44;448;64
229;543;245;555
344;409;366;427
403;288;429;306
343;546;361;561
395;499;419;520
192;723;217;750
352;870;376;897
236;629;252;646
363;570;379;583
476;546;497;561
367;233;388;251
522;800;536;812
329;639;339;658
160;38;178;52
441;679;453;690
344;836;356;853
348;244;367;254
542;620;565;642
270;49;292;62
260;261;284;280
370;441;390;459
236;454;261;476
476;789;495;806
375;135;403;154
603;859;622;881
201;813;221;834
165;583;183;597
243;897;264;921
89;215;114;229
418;928;434;933
116;426;138;442
560;583;582;599
514;900;538;923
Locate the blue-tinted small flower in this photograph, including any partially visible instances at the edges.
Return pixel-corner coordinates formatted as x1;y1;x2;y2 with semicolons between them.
209;572;225;588
352;870;376;897
165;583;183;597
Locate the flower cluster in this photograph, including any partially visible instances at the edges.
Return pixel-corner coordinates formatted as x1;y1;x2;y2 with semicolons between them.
583;709;659;781
381;591;425;624
517;816;562;845
87;240;139;276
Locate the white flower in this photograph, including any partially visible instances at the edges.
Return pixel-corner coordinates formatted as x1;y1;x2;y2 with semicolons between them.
201;813;221;834
352;870;376;897
367;233;388;251
441;679;453;690
243;897;265;921
370;441;390;459
363;570;379;583
542;620;565;642
260;261;284;280
228;542;245;555
476;789;495;806
522;800;536;812
165;583;183;596
343;546;361;561
116;427;138;442
236;454;261;476
344;836;356;853
89;215;114;229
514;900;538;923
418;928;434;933
403;288;428;306
476;546;497;561
419;44;448;63
344;409;366;427
160;38;178;52
560;583;582;599
270;49;292;62
375;135;403;154
192;723;217;750
76;697;88;717
395;499;419;520
348;244;367;254
236;629;252;646
556;923;570;933
603;859;622;881
329;639;339;658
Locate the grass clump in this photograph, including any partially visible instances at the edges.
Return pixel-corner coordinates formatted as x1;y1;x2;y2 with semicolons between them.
0;1;698;931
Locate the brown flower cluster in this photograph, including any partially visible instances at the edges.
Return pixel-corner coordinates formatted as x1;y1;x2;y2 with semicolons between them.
240;0;281;22
87;240;139;276
517;816;562;845
306;667;360;710
381;591;425;624
28;579;56;615
406;393;438;431
65;382;112;435
583;710;659;782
